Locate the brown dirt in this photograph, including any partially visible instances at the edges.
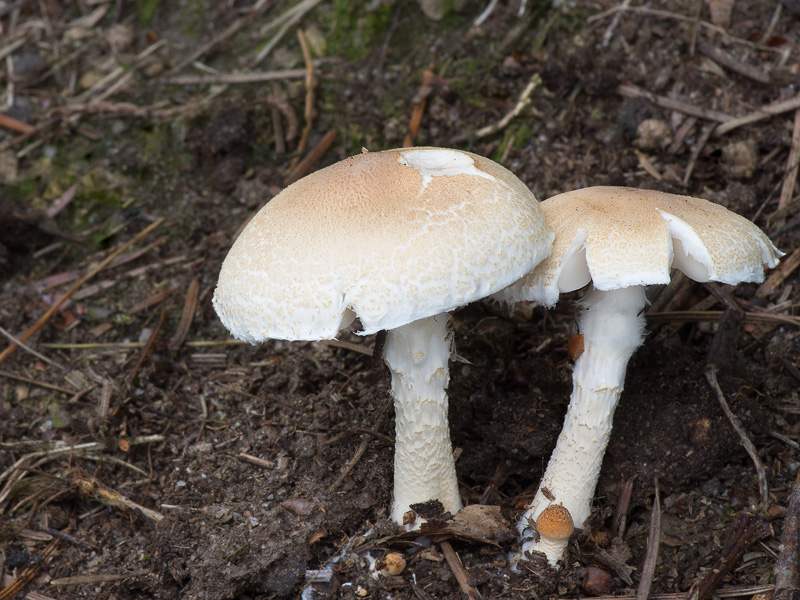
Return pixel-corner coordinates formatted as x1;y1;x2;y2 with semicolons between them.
1;1;799;599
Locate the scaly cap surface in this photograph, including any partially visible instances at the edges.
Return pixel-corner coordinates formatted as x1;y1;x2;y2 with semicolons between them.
213;147;553;342
501;186;782;306
536;504;574;541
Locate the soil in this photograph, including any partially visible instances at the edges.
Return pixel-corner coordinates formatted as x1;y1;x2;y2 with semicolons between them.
1;1;799;599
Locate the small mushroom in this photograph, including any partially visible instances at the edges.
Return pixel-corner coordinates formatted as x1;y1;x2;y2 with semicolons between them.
634;118;672;151
530;504;574;565
378;552;406;576
213;147;552;525
501;186;782;564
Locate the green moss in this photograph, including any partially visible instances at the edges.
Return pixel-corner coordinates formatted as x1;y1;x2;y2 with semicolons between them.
136;0;161;25
46;399;70;428
327;0;393;60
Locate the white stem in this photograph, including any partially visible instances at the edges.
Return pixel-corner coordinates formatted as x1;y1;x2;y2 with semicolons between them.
384;313;462;525
519;286;646;565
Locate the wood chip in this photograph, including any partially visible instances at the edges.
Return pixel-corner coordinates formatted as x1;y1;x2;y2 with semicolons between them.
50;569;151;586
756;246;800;298
168;277;199;350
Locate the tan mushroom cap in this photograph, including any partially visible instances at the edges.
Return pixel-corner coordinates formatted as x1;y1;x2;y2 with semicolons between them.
501;186;782;306
536;504;574;541
213;147;552;342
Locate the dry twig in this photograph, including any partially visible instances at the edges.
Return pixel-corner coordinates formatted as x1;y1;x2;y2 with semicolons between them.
0;111;34;134
617;83;732;123
697;40;771;84
129;308;167;383
403;65;436;148
50;569;151;586
572;585;775;600
779;109;800;211
684;513;772;600
611;475;636;539
715;93;800;136
329;397;392;493
289;28;316;168
168;277;200;351
773;474;800;600
284;129;337;186
452;73;542;143
250;0;324;68
71;474;164;525
756;246;800;299
0;218;165;365
636;480;661;600
0;535;60;599
705;366;769;507
441;540;481;600
164;68;306;86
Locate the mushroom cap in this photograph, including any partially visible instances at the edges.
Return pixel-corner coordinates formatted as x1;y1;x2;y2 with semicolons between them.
536;504;574;541
213;147;552;342
500;186;783;306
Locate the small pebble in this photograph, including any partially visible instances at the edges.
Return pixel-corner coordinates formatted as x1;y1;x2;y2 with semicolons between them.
634;118;673;150
722;140;758;179
583;565;614;595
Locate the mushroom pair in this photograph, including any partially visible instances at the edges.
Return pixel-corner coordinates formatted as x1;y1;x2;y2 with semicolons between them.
213;147;553;524
503;186;783;566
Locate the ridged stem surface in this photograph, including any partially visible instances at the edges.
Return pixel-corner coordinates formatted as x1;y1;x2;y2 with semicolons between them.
385;314;462;524
520;286;646;565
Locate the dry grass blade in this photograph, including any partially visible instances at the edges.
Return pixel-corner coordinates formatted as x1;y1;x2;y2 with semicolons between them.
163;69;306;85
697;40;771;84
130;308;167;383
168;277;200;350
50;569;151;586
237;453;276;469
636;479;662;600
288;28;316;168
647;310;800;328
705;366;769;507
564;585;776;600
0;369;75;394
617;83;732;122
0;535;60;600
71;473;164;525
283;129;337;186
0;325;67;372
779;109;800;211
72;39;167;105
756;246;800;298
329;397;392;493
0;436;164;506
611;475;636;539
452;73;542;143
715;93;800;136
0;111;35;134
0;217;165;365
773;474;800;600
250;0;324;68
684;513;772;600
403;65;436;148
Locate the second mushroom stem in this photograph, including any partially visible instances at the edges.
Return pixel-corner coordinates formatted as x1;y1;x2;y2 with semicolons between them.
520;286;647;564
384;313;463;525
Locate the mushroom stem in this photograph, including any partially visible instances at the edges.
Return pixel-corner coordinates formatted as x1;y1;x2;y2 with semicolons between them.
384;313;462;525
520;286;646;564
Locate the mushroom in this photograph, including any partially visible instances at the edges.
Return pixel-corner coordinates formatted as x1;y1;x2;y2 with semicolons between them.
213;147;553;525
500;186;782;565
532;504;574;564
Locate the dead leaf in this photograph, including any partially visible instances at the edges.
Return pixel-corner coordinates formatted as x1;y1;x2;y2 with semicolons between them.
709;0;734;29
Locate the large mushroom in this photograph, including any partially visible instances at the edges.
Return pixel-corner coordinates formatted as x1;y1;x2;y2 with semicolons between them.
213;147;553;525
500;186;782;565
